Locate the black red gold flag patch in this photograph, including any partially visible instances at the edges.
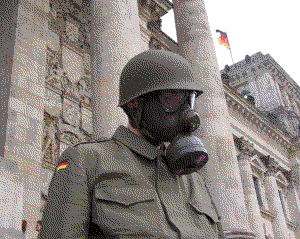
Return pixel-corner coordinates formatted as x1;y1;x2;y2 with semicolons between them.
56;162;68;171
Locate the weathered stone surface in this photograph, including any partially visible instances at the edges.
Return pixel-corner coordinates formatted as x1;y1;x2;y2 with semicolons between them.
263;155;281;177
42;112;60;167
45;88;62;117
66;21;79;42
62;46;83;83
238;152;265;238
9;97;44;122
62;98;80;127
81;107;93;135
46;30;60;51
264;173;290;239
0;156;24;238
90;0;144;139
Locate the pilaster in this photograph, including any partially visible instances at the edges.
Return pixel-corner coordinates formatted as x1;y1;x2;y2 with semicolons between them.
263;155;290;239
235;137;265;239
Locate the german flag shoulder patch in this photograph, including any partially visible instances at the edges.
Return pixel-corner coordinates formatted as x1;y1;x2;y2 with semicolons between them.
56;162;68;171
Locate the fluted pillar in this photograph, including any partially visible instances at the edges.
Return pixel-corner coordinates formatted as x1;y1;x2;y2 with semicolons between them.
286;164;300;238
173;1;253;236
90;0;144;139
236;137;265;239
263;156;290;239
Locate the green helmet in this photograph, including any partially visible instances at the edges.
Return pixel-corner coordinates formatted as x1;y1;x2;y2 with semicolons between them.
118;50;204;107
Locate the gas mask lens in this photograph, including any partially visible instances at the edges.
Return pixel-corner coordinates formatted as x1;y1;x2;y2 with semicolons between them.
158;90;197;113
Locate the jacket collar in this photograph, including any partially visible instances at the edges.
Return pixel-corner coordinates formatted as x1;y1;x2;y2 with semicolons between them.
112;126;159;160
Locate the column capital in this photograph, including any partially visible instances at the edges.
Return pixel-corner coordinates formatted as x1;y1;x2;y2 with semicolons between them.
287;164;300;187
234;137;255;161
262;155;281;177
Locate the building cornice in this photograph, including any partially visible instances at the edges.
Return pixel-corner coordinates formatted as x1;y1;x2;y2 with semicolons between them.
147;26;178;53
287;219;299;232
139;0;173;20
224;84;292;149
266;55;300;101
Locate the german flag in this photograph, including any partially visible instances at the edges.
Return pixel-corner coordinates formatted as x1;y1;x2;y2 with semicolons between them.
216;30;230;49
57;162;68;171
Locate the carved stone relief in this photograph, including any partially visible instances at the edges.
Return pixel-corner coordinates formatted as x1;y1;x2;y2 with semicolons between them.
149;36;162;50
234;136;255;160
49;5;66;37
62;98;80;127
77;76;91;104
83;53;91;74
80;107;93;135
262;155;281;177
45;47;62;80
42;112;60;169
60;131;80;145
62;46;84;83
45;0;93;152
66;21;79;42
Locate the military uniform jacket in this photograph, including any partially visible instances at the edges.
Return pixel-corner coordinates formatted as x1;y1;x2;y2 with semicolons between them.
38;126;222;239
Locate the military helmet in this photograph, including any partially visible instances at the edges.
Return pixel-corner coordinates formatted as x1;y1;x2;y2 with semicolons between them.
118;50;203;107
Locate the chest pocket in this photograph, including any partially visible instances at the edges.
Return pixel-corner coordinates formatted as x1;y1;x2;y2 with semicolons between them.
93;185;157;235
94;186;154;206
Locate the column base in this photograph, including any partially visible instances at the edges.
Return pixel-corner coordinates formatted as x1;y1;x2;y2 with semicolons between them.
224;229;258;239
0;227;24;239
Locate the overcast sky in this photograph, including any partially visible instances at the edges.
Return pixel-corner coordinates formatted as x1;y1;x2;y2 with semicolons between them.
161;0;299;86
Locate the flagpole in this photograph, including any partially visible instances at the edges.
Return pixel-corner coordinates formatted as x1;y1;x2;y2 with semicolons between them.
225;30;234;64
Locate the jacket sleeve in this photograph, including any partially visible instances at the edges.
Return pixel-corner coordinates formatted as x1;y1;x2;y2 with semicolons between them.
38;146;91;239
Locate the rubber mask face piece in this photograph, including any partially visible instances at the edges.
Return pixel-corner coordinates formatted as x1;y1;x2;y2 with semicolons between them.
138;89;209;175
139;90;200;144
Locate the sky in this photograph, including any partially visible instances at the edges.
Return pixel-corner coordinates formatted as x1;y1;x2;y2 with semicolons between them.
161;0;300;86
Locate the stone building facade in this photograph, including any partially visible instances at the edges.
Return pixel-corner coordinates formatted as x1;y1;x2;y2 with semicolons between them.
1;0;300;238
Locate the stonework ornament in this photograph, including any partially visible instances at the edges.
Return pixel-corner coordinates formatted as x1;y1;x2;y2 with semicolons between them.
66;21;79;42
83;53;91;73
49;6;66;36
60;72;72;93
262;155;281;177
77;76;91;104
234;137;255;160
60;131;79;145
81;107;93;135
288;164;300;186
62;46;84;83
62;98;80;127
42;112;60;168
79;23;90;49
46;48;62;82
149;37;162;50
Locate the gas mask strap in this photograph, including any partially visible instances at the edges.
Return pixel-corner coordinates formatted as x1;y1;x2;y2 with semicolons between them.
135;97;144;130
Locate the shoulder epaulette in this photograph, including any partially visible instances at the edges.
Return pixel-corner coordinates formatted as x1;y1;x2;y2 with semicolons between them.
73;137;111;148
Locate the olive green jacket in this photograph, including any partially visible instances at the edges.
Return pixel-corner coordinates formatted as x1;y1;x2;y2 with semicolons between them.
38;126;223;239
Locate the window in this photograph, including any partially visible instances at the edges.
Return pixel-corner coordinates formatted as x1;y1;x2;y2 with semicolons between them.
253;176;263;207
278;190;288;222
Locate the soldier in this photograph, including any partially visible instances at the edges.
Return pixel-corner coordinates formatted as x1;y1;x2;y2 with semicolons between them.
38;50;225;238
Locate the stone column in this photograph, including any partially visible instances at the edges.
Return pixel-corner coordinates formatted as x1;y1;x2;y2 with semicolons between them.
0;1;24;238
90;0;144;139
285;164;300;238
263;156;290;239
173;1;253;236
236;137;265;239
2;0;49;237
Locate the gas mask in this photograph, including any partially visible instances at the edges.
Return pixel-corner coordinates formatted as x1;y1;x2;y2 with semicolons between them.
135;89;209;175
